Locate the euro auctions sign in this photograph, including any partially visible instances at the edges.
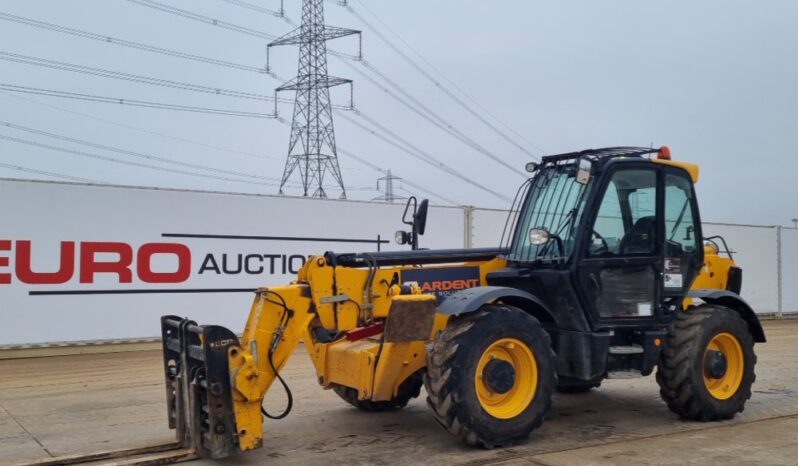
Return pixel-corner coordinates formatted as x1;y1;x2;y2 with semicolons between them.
0;239;312;288
0;240;194;285
0;179;465;345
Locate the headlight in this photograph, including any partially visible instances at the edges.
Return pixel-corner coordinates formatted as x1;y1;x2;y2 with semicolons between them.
395;230;409;245
528;228;550;245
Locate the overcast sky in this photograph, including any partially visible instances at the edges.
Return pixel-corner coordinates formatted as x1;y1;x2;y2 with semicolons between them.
0;1;796;226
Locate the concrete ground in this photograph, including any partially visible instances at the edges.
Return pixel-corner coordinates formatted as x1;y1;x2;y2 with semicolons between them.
1;320;796;466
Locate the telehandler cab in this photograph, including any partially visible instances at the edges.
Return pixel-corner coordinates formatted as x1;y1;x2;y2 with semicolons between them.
161;146;764;459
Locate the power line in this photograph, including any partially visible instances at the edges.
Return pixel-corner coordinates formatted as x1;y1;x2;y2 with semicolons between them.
0;51;285;102
118;0;521;179
125;0;276;39
219;0;284;18
352;110;511;201
120;0;514;184
0;90;283;161
0;161;99;183
346;0;546;156
1;4;501;200
0;11;269;74
219;0;298;27
0;121;292;184
270;117;455;204
336;57;525;177
127;0;358;60
0;133;281;187
337;147;458;206
0;84;276;118
336;109;511;202
0;52;355;111
278;6;529;171
0;91;376;172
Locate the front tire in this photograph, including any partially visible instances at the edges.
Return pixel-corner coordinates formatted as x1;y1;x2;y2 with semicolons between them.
656;304;757;421
424;305;557;448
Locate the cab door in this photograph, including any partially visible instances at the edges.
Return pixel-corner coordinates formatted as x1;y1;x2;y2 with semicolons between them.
577;164;664;323
661;168;704;302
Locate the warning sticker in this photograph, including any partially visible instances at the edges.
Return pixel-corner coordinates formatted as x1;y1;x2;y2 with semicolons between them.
664;273;683;288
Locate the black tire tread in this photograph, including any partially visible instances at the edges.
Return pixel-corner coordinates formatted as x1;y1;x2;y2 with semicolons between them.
423;306;557;448
656;304;757;421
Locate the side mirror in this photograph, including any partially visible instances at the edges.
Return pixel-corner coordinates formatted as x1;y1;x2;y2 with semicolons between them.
398;197;429;250
414;199;428;236
576;158;591;184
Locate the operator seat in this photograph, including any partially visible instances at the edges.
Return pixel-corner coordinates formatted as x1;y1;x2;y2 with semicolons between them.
619;216;656;254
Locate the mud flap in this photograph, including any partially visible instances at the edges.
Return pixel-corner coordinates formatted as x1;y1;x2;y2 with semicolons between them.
161;315;240;459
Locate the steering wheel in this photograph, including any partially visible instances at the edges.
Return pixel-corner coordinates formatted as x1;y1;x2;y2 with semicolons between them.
590;230;610;255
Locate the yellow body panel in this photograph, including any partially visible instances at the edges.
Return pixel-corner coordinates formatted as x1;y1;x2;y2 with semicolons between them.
228;284;315;451
692;245;735;290
686;245;735;308
371;340;428;400
652;157;700;182
226;255;507;450
321;338;380;397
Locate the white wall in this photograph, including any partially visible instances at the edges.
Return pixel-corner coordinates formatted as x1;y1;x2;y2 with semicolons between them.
0;179;793;346
781;228;798;314
471;208;510;248
702;223;780;313
0;179;463;345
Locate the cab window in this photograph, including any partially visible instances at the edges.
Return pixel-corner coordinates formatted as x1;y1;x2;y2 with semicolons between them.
589;169;657;256
665;173;699;256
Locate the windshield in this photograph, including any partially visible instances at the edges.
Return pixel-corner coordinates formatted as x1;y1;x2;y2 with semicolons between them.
508;162;592;262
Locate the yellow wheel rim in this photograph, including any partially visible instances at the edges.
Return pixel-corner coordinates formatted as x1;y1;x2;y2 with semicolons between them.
475;337;537;419
703;332;744;400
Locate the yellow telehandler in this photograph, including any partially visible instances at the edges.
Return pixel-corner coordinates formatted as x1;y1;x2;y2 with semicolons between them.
160;146;765;459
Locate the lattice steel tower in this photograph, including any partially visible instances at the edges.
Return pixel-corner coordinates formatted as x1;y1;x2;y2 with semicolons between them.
373;169;405;203
268;0;360;198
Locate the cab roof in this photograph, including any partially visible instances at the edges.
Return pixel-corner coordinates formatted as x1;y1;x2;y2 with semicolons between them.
540;146;699;183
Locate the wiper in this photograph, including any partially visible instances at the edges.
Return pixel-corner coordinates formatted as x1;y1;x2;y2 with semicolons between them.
536;232;565;260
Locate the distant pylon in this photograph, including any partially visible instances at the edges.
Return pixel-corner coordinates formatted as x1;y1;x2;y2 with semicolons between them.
373;169;406;203
268;0;361;199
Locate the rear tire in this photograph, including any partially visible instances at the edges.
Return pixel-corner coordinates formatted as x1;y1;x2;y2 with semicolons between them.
656;304;756;421
332;372;422;412
424;305;557;448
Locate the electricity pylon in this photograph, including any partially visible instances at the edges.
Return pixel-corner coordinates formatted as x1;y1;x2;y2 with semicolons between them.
268;0;360;198
373;169;405;203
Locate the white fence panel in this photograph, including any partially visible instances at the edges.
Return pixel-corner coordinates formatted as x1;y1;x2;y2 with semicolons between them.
0;179;464;345
702;223;779;314
471;208;511;248
1;178;790;346
781;228;798;314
